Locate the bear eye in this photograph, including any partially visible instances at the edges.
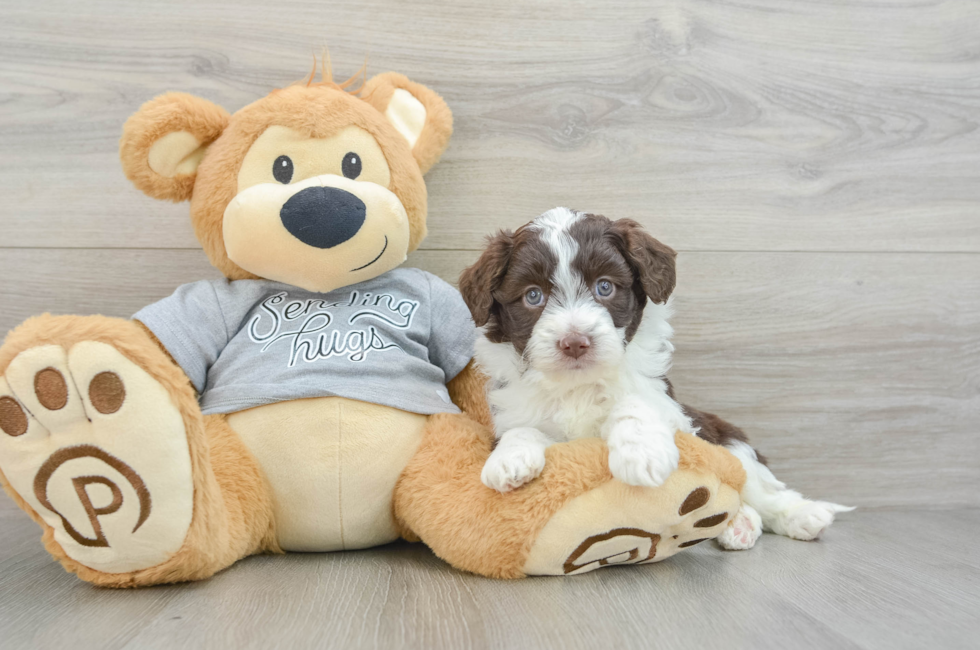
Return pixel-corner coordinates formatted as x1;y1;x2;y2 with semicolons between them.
595;279;615;298
273;155;293;184
342;152;362;180
524;287;545;307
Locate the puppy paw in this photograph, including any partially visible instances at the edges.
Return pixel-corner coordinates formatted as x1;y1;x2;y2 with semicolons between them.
481;442;546;493
716;504;763;550
771;500;853;541
608;435;679;488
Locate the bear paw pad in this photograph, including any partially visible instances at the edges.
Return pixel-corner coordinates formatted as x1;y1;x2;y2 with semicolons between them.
0;342;194;574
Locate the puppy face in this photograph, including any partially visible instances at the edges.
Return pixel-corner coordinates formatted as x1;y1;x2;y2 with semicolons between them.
459;208;676;377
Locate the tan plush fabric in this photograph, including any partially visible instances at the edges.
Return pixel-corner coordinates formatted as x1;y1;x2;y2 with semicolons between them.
0;341;195;574
120;75;453;284
524;461;741;575
384;89;427;148
186;82;438;280
147;131;207;178
395;416;745;579
119;93;230;202
0;315;278;587
227;397;428;551
445;361;494;429
0;72;459;586
361;72;454;175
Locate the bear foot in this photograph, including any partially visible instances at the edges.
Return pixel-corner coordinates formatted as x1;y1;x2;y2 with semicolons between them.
524;477;742;576
0;341;194;574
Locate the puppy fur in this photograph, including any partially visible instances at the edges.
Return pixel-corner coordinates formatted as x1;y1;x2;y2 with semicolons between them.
459;208;852;549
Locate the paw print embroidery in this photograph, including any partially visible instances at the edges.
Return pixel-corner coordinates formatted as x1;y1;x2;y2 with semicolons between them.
563;528;660;574
0;342;194;573
32;444;152;548
560;485;733;575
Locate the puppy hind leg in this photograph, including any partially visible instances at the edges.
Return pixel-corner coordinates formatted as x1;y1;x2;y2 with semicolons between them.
716;502;763;550
726;440;854;541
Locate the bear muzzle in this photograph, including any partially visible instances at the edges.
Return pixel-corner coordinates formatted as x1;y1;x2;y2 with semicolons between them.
279;186;367;249
222;173;411;292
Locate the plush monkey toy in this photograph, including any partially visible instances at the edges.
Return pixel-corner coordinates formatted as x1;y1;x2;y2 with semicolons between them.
0;70;743;586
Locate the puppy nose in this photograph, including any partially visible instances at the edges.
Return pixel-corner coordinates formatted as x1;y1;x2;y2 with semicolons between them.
558;334;591;359
280;186;366;249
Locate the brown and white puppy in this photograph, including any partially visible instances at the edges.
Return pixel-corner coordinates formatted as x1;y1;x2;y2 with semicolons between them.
459;208;852;549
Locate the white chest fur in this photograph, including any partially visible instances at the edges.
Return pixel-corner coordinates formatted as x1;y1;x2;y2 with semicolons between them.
488;374;619;441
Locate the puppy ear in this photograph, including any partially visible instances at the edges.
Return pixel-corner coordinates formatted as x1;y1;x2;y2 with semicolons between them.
119;92;230;202
458;230;514;327
610;219;677;303
361;72;453;175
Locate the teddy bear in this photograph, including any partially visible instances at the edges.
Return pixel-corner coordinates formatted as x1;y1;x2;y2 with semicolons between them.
0;68;744;586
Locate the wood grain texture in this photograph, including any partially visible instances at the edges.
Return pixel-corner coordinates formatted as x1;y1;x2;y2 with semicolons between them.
1;500;977;650
0;248;977;508
1;0;979;251
2;1;980;645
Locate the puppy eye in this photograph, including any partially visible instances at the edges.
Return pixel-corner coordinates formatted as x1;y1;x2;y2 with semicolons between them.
342;152;362;180
595;279;615;297
273;155;293;184
524;287;545;307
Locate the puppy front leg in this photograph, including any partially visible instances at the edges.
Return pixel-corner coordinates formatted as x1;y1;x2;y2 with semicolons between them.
603;396;681;488
481;427;551;493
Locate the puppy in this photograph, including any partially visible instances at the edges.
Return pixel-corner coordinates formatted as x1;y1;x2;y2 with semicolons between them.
458;207;852;549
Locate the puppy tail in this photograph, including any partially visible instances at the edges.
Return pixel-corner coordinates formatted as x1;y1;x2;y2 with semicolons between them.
814;500;856;514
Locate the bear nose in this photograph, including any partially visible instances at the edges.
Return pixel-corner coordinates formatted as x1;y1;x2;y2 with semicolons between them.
279;186;367;249
558;334;591;359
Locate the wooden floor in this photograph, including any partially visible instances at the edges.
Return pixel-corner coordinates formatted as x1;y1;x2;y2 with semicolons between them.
1;0;978;648
1;498;977;650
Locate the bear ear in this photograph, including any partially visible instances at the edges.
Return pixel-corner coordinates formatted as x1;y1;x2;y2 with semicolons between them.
119;92;230;202
361;72;453;175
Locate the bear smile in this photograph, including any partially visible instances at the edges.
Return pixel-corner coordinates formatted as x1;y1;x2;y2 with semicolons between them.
351;236;388;272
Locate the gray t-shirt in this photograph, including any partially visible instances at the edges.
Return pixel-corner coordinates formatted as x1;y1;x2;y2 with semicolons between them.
134;268;475;416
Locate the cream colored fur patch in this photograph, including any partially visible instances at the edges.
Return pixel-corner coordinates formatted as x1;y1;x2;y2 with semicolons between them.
524;469;740;576
227;397;427;552
385;88;427;148
223;172;411;293
147;131;206;177
0;342;194;574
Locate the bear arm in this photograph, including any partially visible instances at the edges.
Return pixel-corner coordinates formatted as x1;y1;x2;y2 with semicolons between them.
132;319;194;393
445;361;493;428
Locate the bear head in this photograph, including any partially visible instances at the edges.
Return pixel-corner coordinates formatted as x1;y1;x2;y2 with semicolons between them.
119;71;452;293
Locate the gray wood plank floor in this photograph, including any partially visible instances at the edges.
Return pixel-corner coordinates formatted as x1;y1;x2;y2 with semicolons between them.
1;498;977;650
1;0;979;647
